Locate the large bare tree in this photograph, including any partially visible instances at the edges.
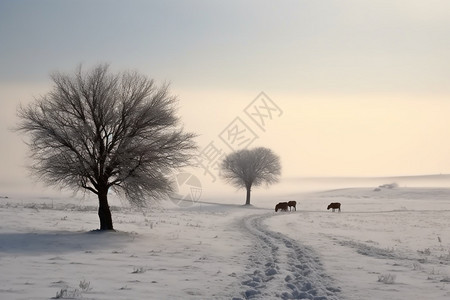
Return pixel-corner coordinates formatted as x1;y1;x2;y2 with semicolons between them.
16;64;197;230
220;147;281;205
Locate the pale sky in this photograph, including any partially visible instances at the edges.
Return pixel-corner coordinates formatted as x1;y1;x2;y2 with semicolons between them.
1;0;450;195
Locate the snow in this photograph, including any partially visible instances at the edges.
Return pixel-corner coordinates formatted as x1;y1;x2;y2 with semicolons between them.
1;186;450;299
266;188;450;300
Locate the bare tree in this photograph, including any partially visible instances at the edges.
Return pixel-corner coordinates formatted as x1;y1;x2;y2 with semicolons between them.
220;147;281;205
16;64;197;230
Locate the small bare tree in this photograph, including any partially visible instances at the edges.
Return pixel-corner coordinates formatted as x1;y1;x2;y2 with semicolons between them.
16;64;197;230
220;147;281;205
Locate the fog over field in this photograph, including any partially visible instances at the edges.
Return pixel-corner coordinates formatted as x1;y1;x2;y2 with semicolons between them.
2;1;450;299
1;182;450;299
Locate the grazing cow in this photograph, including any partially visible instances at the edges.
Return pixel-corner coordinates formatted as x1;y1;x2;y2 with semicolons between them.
327;202;341;212
275;202;288;212
287;201;297;211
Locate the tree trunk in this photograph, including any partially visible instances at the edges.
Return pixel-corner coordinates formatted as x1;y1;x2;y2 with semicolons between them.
245;186;251;205
98;188;114;230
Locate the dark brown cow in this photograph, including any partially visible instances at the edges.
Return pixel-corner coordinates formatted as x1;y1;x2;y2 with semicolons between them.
327;202;341;212
275;202;288;212
287;201;297;211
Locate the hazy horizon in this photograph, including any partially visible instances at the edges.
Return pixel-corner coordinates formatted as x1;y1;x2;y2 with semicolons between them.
2;1;450;197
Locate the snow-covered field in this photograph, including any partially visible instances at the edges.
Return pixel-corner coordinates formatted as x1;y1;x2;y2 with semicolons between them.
1;186;450;299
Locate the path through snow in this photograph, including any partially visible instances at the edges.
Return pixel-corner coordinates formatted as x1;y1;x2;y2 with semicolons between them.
231;212;341;300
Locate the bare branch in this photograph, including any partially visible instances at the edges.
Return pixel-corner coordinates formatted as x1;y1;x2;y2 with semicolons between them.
16;64;198;212
220;147;281;205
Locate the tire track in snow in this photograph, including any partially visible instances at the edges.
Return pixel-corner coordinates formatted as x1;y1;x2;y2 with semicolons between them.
233;213;341;300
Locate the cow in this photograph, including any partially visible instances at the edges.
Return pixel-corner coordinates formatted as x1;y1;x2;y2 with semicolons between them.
287;201;297;211
275;202;288;212
327;202;341;212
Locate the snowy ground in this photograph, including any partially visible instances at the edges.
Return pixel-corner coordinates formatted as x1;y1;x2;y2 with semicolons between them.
0;186;450;299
